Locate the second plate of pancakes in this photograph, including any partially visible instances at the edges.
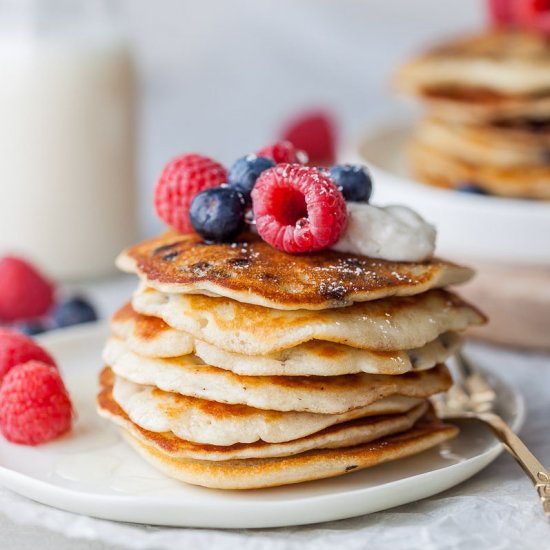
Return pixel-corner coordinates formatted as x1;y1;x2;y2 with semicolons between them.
352;121;550;267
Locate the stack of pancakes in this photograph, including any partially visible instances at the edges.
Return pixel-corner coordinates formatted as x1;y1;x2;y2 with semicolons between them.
97;232;485;489
395;30;550;199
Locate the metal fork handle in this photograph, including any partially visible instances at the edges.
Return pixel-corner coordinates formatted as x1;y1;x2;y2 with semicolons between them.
475;411;550;519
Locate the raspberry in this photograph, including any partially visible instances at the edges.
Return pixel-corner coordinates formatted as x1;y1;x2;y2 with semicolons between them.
256;141;307;165
282;111;336;166
0;361;72;445
0;329;56;383
0;257;55;322
251;164;348;253
154;154;228;233
517;0;550;34
487;0;517;25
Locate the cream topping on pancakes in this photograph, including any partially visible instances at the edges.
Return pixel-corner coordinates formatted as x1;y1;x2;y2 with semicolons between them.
333;203;436;261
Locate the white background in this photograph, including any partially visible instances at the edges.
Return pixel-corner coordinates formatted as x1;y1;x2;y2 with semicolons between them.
117;0;484;235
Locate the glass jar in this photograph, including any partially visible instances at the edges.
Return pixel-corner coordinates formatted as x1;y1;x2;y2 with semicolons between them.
0;0;136;279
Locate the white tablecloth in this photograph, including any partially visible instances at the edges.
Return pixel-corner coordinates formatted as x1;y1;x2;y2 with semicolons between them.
0;278;548;550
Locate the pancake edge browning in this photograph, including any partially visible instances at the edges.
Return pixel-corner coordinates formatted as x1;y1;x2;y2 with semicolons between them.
117;232;474;311
97;367;438;461
120;412;458;489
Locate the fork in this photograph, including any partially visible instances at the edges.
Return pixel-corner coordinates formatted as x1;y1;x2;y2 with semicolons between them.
432;352;550;520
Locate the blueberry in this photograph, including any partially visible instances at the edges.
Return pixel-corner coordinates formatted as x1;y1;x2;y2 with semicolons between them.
329;164;373;202
456;183;489;196
15;319;49;336
189;186;246;243
228;155;275;198
52;296;98;328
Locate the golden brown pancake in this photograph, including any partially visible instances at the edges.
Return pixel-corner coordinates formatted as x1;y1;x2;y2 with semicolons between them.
111;303;194;358
110;303;463;375
117;232;474;310
395;30;550;99
106;337;453;414
415;117;550;168
420;89;550;124
121;411;458;489
409;139;550;199
132;286;485;355
97;367;432;460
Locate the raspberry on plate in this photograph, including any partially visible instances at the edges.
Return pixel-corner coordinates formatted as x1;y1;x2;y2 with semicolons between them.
0;329;56;382
0;256;55;322
0;360;72;445
256;141;307;165
251;164;348;253
154;153;228;234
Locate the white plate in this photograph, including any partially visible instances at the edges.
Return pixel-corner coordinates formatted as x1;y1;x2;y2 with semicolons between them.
0;324;524;529
349;122;550;266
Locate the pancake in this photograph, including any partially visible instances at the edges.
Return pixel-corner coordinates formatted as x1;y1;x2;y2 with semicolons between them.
421;91;550;124
409;139;550;199
415;117;550;168
109;369;425;446
111;304;462;375
111;303;194;358
132;286;485;355
121;410;458;489
395;30;550;99
105;339;452;414
99;368;430;458
192;332;461;376
117;232;473;311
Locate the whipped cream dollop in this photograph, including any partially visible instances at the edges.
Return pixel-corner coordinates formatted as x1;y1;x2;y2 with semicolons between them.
332;203;436;262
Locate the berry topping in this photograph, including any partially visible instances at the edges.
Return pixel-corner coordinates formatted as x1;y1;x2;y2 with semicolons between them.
251;164;347;253
487;0;517;25
52;296;98;329
329;164;373;203
282;111;336;166
228;155;275;198
456;183;490;196
0;361;72;445
190;187;247;243
0;329;56;383
155;154;228;234
0;257;55;322
15;320;49;337
517;0;550;34
256;141;307;165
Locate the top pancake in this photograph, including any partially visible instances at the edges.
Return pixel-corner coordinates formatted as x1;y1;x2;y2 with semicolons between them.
117;232;473;310
395;30;550;99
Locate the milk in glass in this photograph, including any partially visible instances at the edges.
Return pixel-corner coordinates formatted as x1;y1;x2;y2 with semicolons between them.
0;0;136;279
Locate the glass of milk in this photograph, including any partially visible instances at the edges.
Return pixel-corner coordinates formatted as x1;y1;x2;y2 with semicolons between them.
0;0;136;279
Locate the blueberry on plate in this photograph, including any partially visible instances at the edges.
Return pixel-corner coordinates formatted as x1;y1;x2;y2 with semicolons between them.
228;155;275;198
456;183;489;196
329;164;373;202
189;186;246;243
52;296;98;328
15;319;49;336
